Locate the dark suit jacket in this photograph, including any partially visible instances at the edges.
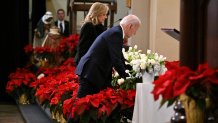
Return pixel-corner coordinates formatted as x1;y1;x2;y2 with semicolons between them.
74;22;106;65
55;20;70;37
75;25;127;90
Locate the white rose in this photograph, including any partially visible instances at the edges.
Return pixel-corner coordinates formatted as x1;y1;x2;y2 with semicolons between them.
37;73;45;79
159;55;164;61
129;47;132;51
134;45;138;49
123;52;128;59
114;72;119;77
140;62;146;70
122;48;125;52
148;59;156;65
125;70;130;74
154;53;158;59
147;49;151;54
140;54;146;59
117;78;125;85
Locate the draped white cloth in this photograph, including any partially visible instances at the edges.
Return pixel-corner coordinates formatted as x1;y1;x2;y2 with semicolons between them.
132;72;174;123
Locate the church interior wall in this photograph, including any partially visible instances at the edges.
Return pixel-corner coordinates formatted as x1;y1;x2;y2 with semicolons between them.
132;0;180;61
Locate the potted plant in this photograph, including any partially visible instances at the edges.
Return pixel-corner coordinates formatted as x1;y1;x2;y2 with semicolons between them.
151;61;218;123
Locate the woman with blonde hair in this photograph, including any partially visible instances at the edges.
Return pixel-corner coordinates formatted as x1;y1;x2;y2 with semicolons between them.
74;2;109;65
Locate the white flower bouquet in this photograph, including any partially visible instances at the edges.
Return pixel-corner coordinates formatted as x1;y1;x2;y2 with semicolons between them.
123;45;167;76
112;45;167;90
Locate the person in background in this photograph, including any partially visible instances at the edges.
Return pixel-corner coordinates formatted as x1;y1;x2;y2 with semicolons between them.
33;11;54;48
75;14;141;98
74;2;109;65
54;9;70;37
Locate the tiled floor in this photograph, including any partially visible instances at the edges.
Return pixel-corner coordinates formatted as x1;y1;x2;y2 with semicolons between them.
0;102;25;123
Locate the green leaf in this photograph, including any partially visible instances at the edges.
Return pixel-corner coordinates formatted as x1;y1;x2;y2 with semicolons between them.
159;98;176;109
196;99;206;110
100;115;107;123
80;111;90;123
89;108;98;121
167;98;176;107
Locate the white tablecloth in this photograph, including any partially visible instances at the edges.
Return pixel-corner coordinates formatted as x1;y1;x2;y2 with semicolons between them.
132;72;174;123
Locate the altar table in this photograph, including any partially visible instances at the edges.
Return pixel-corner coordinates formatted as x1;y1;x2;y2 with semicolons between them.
132;72;174;123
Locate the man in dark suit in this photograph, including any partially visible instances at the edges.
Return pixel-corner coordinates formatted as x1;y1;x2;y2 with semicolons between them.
75;14;141;98
54;9;70;37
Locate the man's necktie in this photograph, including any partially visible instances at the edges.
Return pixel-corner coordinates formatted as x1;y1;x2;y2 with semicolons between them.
60;23;63;34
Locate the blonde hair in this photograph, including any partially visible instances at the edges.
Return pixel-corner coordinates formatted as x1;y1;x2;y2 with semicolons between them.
83;2;109;25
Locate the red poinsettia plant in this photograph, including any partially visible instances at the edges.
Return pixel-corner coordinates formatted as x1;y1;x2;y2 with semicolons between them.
6;68;37;101
24;44;56;67
63;88;136;123
56;34;79;58
26;58;78;123
151;61;218;109
31;58;78;106
23;34;79;68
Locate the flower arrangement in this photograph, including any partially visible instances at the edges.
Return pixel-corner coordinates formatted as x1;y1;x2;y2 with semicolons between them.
112;45;166;90
123;45;166;76
6;68;37;103
30;58;79;122
24;34;79;68
151;61;218;109
24;44;55;68
31;60;136;123
56;34;79;59
63;88;136;123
